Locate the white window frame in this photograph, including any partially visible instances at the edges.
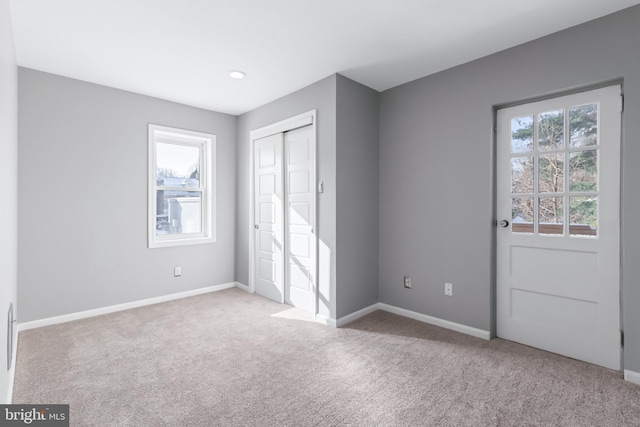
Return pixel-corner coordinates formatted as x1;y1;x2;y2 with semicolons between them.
148;124;216;248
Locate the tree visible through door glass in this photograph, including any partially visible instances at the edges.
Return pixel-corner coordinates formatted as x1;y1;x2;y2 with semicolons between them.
509;102;600;237
570;104;598;147
570;196;597;236
511;116;534;153
569;150;597;192
512;197;534;233
538;110;564;150
538;154;564;193
511;157;533;193
539;197;564;235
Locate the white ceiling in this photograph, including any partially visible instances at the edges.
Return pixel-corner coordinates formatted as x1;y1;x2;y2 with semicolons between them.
9;0;640;115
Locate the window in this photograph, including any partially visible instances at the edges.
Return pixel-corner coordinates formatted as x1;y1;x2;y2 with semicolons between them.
148;124;215;248
509;103;599;237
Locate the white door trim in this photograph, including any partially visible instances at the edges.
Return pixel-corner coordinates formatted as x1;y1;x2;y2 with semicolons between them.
248;110;318;316
250;111;314;141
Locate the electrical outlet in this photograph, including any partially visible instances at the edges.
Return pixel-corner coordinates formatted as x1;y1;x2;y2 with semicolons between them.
404;275;412;289
174;266;182;277
445;282;453;296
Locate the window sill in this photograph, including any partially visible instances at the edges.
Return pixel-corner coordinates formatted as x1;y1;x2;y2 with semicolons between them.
148;236;216;249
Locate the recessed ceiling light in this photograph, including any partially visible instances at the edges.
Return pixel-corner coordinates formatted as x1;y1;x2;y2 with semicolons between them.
229;70;246;79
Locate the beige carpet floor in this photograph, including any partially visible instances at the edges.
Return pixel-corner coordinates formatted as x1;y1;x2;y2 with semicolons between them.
12;288;640;426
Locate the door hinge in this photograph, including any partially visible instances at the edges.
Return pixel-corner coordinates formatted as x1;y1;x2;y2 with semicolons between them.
620;94;624;113
621;330;624;347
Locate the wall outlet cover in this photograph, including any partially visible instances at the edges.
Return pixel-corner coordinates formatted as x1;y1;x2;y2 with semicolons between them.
445;282;453;296
404;276;412;289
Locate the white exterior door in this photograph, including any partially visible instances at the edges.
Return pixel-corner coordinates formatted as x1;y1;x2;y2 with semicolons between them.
284;126;316;314
497;85;622;370
254;133;284;303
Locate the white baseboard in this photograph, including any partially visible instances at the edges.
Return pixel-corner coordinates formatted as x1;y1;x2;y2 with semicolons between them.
377;303;490;340
235;282;251;293
336;303;379;327
315;314;337;328
624;370;640;386
5;325;18;404
335;302;490;340
18;282;237;332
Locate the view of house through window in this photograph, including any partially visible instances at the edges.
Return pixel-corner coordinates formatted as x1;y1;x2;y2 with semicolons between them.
148;125;216;248
156;142;202;235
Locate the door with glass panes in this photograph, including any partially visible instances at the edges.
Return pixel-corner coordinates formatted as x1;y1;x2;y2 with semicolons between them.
496;85;622;370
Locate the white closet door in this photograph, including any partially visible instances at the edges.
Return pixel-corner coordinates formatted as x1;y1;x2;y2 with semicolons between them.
284;125;316;314
254;133;284;303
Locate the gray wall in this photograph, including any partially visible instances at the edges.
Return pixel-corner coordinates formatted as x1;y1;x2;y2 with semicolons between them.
379;6;640;371
236;75;337;319
336;75;379;318
18;68;237;322
0;0;18;403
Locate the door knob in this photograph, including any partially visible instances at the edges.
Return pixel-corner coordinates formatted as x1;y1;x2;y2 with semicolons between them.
499;219;510;228
254;224;259;229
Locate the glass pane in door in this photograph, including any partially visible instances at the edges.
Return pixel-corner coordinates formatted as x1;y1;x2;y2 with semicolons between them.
512;157;534;193
538;154;564;193
569;104;598;148
570;196;597;237
538;110;565;150
511;116;534;153
539;197;564;235
569;150;597;192
512;197;534;233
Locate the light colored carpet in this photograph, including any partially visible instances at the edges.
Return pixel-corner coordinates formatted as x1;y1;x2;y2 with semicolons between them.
13;288;640;426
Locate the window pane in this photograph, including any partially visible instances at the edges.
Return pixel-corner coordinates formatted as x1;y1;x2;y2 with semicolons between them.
569;150;597;192
156;193;202;235
538;154;564;193
149;124;215;248
570;196;597;237
570;104;598;148
156;142;200;186
512;197;534;233
511;116;534;153
538;109;564;150
511;157;534;193
539;197;564;235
